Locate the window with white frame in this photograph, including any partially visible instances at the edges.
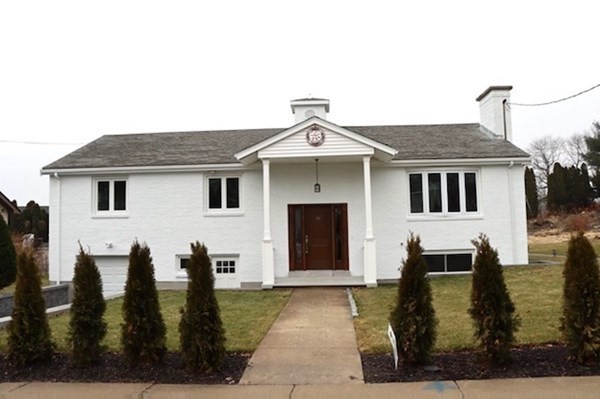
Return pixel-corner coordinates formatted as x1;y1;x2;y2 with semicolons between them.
424;253;473;273
177;255;237;274
409;171;478;215
207;176;240;210
214;259;236;274
94;178;127;213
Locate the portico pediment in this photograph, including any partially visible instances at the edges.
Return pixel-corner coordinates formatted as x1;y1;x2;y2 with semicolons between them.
234;117;397;165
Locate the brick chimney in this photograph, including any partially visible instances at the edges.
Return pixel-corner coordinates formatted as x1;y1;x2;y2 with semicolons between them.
476;86;513;141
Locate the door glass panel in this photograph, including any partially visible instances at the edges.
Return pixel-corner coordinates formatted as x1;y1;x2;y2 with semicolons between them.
334;206;342;262
294;207;303;265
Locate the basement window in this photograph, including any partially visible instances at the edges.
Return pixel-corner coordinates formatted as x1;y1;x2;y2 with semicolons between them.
424;253;473;273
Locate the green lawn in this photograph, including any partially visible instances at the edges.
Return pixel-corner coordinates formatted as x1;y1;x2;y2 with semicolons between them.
529;240;600;258
0;289;291;353
352;264;563;354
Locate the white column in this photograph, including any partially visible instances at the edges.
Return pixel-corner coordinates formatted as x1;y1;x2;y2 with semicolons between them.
261;159;275;289
363;156;377;287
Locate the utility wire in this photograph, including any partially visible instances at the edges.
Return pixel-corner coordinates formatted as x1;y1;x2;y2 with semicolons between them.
509;83;600;107
0;139;84;145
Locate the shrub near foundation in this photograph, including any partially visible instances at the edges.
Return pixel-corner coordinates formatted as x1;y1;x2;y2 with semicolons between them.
469;234;520;365
389;233;437;365
121;241;166;365
7;249;54;365
179;242;226;371
561;232;600;363
68;245;107;366
0;216;16;289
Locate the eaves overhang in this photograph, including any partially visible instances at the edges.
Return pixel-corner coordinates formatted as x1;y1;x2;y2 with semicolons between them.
40;163;246;176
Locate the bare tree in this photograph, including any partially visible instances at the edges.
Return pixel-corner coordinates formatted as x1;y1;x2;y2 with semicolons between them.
565;133;588;166
528;135;563;196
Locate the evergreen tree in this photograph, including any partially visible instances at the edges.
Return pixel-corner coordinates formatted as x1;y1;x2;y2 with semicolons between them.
11;201;49;242
7;249;54;366
469;235;520;365
179;242;226;371
584;121;600;196
524;167;539;218
561;232;600;363
389;233;437;365
0;215;16;289
121;241;166;365
68;245;107;366
547;163;567;211
580;163;595;204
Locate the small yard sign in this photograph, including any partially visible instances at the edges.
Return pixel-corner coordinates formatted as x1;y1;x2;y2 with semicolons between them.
387;323;399;370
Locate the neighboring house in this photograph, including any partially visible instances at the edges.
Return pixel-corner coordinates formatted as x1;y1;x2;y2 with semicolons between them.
42;86;530;295
0;191;21;226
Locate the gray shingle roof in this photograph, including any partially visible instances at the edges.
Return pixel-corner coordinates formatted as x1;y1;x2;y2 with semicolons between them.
42;123;528;170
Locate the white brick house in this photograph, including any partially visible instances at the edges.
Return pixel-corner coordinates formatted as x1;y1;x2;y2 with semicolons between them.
42;86;529;294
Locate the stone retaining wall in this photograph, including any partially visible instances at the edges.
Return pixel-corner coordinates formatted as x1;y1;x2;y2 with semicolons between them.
0;284;70;318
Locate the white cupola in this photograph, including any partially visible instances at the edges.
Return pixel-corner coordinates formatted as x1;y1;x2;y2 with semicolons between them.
476;86;513;141
290;98;330;123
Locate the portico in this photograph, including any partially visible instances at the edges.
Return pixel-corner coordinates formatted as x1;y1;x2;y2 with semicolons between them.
235;101;396;288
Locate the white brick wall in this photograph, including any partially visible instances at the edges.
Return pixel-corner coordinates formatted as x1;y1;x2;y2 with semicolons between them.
48;160;528;287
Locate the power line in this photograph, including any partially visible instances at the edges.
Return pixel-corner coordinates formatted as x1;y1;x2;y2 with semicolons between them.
509;83;600;107
0;139;84;146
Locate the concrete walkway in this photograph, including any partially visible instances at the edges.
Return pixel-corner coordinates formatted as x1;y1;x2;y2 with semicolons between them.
2;377;600;398
239;288;364;385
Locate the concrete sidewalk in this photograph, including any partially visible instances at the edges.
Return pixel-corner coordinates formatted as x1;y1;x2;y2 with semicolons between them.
239;288;364;385
2;377;600;398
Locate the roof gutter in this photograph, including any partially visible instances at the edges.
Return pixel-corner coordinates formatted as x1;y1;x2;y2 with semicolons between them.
40;163;247;176
387;157;530;167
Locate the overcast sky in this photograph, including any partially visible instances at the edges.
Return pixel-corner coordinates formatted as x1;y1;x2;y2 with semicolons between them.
1;0;598;205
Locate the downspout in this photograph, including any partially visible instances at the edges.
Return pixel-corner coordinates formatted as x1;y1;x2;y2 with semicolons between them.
53;172;61;284
507;162;517;263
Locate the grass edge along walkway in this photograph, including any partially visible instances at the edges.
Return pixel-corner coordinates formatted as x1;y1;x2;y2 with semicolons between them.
0;289;292;353
352;264;563;354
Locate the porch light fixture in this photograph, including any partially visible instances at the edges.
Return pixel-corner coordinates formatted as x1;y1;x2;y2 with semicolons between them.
314;159;321;193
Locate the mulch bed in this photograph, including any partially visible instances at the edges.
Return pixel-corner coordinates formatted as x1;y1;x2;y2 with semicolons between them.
362;343;600;383
0;352;251;384
1;345;598;384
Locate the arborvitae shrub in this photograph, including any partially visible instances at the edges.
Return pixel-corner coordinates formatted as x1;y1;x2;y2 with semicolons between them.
121;241;166;365
0;216;16;289
179;242;226;371
7;249;53;365
469;234;520;365
561;232;600;363
389;233;437;365
68;245;107;366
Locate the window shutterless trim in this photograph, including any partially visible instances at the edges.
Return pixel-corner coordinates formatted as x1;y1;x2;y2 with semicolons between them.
408;170;480;216
92;177;129;216
205;174;243;214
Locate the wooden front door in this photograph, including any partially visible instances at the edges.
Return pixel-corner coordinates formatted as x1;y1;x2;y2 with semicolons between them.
288;204;349;271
